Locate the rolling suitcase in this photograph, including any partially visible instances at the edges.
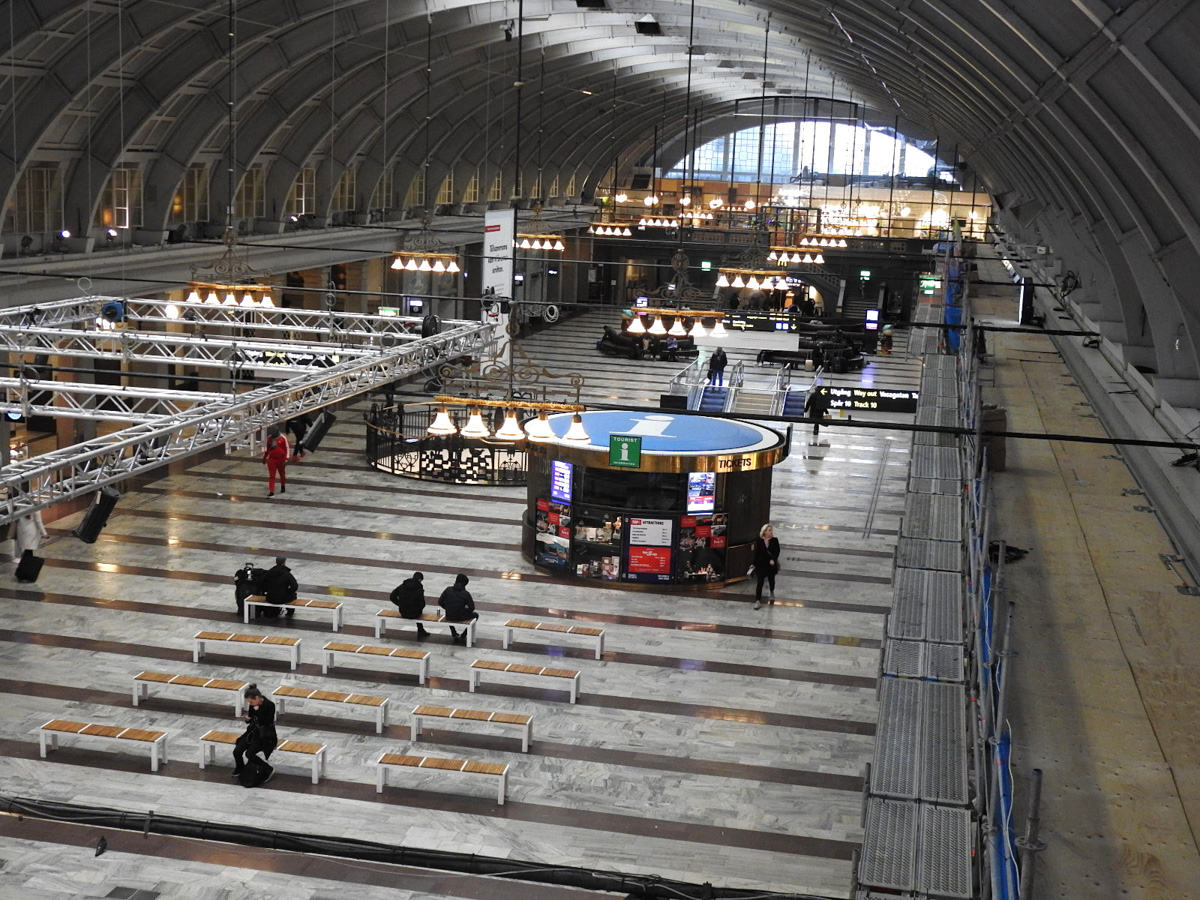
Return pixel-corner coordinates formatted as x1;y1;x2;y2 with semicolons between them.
16;549;44;583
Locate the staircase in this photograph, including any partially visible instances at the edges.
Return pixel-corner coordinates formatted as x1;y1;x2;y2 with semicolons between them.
732;390;775;417
698;386;728;412
782;389;807;418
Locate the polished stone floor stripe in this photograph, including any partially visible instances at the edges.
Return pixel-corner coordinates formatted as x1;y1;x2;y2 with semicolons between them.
0;588;876;686
0;584;882;649
0;678;863;792
50;528;897;590
0;632;875;735
0;738;859;861
0;818;611;900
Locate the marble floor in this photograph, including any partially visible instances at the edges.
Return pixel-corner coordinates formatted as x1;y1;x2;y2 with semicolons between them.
0;310;922;898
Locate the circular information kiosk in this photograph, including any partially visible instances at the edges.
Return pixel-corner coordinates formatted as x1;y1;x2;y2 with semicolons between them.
523;411;791;588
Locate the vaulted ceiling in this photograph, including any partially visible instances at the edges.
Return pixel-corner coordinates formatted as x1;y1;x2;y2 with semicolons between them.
3;0;1200;404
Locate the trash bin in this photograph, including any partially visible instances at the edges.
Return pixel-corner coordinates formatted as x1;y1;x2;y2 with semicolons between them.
981;404;1006;471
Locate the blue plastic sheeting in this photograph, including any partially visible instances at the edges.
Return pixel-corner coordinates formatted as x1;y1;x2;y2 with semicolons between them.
945;303;963;350
991;734;1021;899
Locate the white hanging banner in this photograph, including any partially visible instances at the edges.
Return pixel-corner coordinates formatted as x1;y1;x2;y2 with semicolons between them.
483;208;516;301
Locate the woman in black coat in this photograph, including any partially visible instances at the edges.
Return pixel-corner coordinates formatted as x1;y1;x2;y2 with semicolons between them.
233;684;278;785
752;523;781;610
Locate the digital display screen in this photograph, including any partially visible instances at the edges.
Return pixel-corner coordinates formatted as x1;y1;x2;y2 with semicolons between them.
864;309;880;331
635;296;649;308
550;460;573;504
687;472;716;513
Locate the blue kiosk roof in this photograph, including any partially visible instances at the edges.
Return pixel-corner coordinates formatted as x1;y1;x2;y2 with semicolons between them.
545;411;779;454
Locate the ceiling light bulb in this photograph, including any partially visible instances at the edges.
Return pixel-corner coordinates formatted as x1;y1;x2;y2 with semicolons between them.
428;407;457;436
520;238;532;249
814;253;825;264
240;293;256;307
622;227;632;236
524;412;555;442
185;290;201;304
494;410;525;441
744;200;756;210
668;318;687;336
391;257;404;269
746;276;760;290
768;250;778;261
627;315;647;334
644;196;655;206
802;253;814;264
689;319;707;338
680;196;692;206
461;408;490;439
838;239;848;248
165;303;181;320
709;319;728;338
709;198;722;209
554;239;565;250
900;207;911;217
563;413;590;443
615;192;628;203
205;292;220;305
648;316;667;335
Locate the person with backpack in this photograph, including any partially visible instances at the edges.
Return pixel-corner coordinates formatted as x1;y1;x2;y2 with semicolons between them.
804;385;832;437
261;555;298;617
262;426;290;497
233;562;267;618
438;574;477;645
706;346;728;386
390;571;428;639
287;413;311;460
232;684;277;787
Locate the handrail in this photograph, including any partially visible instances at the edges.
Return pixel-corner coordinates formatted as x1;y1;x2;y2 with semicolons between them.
769;365;791;416
668;356;705;395
723;361;745;412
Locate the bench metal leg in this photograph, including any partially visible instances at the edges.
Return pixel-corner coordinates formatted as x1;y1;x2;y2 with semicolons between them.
160;735;169;765
374;619;383;640
377;703;386;734
311;752;322;784
376;766;386;793
522;724;531;753
468;670;478;693
497;770;506;805
132;680;144;707
275;697;286;717
465;621;475;648
244;604;251;625
595;635;604;660
198;742;211;769
150;742;160;772
333;609;342;632
39;731;49;758
411;716;421;742
322;651;331;674
289;645;299;670
570;676;579;704
193;640;203;663
502;627;511;650
418;658;427;685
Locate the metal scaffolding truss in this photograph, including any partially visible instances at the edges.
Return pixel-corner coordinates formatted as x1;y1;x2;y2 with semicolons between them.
0;320;493;524
0;296;427;342
0;379;228;423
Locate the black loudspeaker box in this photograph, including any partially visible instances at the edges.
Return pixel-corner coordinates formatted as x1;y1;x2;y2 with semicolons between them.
73;486;120;544
299;411;336;453
16;549;44;583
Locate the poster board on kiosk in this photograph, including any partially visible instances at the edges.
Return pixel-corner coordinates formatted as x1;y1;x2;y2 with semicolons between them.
622;517;675;584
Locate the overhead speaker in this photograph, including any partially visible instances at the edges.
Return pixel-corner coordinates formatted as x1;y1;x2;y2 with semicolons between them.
100;301;125;323
298;411;336;453
73;485;120;544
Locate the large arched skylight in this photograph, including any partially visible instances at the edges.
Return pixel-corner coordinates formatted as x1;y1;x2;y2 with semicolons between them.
669;122;941;182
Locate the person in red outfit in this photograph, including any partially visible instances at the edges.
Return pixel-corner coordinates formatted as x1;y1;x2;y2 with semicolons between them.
262;426;290;497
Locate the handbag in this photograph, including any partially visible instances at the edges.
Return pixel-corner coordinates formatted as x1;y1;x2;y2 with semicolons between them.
746;564;755;576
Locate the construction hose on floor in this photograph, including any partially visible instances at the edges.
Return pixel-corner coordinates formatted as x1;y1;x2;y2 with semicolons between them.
0;794;838;900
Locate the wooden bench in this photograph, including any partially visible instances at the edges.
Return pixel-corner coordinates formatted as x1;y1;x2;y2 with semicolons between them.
375;609;477;646
468;659;581;704
198;729;327;784
322;641;429;684
272;684;390;733
244;594;344;631
503;619;605;659
411;704;533;752
132;672;249;715
194;631;301;670
375;751;509;804
39;719;169;772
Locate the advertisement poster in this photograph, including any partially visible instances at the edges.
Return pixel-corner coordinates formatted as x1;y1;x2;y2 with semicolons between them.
677;513;727;583
550;460;573;504
571;507;623;581
623;516;674;583
534;498;571;569
686;471;716;513
483;208;516;300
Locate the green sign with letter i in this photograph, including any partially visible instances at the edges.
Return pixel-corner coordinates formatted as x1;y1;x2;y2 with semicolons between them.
609;434;642;468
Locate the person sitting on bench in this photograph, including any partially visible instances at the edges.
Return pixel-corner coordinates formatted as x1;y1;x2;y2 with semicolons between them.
261;555;298;617
439;574;478;645
391;571;428;639
233;684;277;786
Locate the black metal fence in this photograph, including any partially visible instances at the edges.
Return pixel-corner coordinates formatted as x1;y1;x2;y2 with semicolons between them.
365;403;528;486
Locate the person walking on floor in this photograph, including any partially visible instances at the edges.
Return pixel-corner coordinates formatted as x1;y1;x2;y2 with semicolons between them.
232;684;277;786
287;413;311;460
804;385;831;437
262;426;290;496
706;346;728;386
439;573;478;644
391;571;428;639
261;555;298;617
13;508;48;563
752;524;781;610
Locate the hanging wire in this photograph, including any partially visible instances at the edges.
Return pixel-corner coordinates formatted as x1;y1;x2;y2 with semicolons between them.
423;10;433;212
226;0;235;228
754;13;770;211
381;0;389;214
328;0;338;220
